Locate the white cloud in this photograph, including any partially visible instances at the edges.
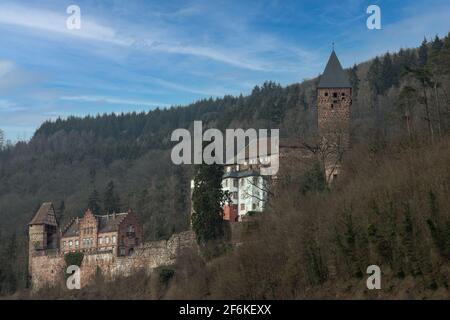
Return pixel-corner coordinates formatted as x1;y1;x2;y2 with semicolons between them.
0;3;131;46
0;3;315;72
0;60;15;77
60;95;169;107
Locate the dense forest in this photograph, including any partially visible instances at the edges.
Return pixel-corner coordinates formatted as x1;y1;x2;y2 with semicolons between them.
1;32;450;297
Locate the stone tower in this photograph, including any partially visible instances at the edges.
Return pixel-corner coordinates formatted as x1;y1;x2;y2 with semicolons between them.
28;203;59;274
317;50;352;183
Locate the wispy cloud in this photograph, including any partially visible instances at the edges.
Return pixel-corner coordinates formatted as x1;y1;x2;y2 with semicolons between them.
0;60;15;77
0;3;276;71
0;3;130;46
60;95;169;107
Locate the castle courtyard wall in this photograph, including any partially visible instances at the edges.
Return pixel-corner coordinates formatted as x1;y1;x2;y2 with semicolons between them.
30;231;197;290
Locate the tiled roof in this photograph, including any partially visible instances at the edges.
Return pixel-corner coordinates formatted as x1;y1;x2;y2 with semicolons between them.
318;50;351;88
61;212;128;238
96;213;128;233
29;202;58;226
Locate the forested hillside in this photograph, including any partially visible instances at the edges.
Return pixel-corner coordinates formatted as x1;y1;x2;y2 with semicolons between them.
0;33;449;296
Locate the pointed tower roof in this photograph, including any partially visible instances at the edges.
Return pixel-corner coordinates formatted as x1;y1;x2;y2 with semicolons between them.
29;202;58;226
318;50;351;88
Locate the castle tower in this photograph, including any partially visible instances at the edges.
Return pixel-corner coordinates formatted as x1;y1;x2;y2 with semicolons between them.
28;202;59;274
317;49;352;183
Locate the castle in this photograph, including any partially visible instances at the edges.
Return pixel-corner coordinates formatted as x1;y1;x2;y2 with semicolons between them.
216;49;352;221
28;203;196;290
28;49;351;289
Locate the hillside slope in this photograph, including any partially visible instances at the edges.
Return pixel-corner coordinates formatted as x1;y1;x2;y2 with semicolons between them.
0;33;449;295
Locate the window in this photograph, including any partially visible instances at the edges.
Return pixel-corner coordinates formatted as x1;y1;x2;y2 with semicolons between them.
99;237;103;245
240;179;245;187
224;179;228;187
69;240;73;247
106;237;110;244
233;192;238;199
63;241;66;247
252;203;256;210
112;236;116;244
128;225;135;233
330;104;334;109
75;240;79;247
324;92;328;97
341;92;345;96
240;204;245;210
233;179;238;187
333;92;337;98
226;166;231;172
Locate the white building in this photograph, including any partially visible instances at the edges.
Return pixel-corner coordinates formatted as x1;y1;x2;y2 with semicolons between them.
222;165;268;221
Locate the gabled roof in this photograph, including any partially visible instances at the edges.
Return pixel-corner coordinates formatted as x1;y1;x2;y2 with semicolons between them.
29;202;58;226
61;212;129;238
96;213;128;233
318;50;351;88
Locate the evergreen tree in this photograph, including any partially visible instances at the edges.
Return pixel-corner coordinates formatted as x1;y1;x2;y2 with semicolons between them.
0;129;4;150
103;181;121;214
381;52;396;91
368;57;383;95
191;163;228;243
88;188;102;215
56;200;65;223
418;37;428;66
348;64;359;99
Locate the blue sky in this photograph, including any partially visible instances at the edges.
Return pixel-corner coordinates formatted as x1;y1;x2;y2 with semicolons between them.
0;0;449;141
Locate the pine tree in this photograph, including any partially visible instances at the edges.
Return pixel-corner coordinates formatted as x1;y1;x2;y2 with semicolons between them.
418;37;428;66
348;64;359;99
0;129;4;150
103;181;121;214
381;52;396;91
57;200;65;223
191;163;228;243
88;188;102;215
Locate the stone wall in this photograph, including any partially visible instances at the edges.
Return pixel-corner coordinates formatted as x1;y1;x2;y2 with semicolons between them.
30;230;197;290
